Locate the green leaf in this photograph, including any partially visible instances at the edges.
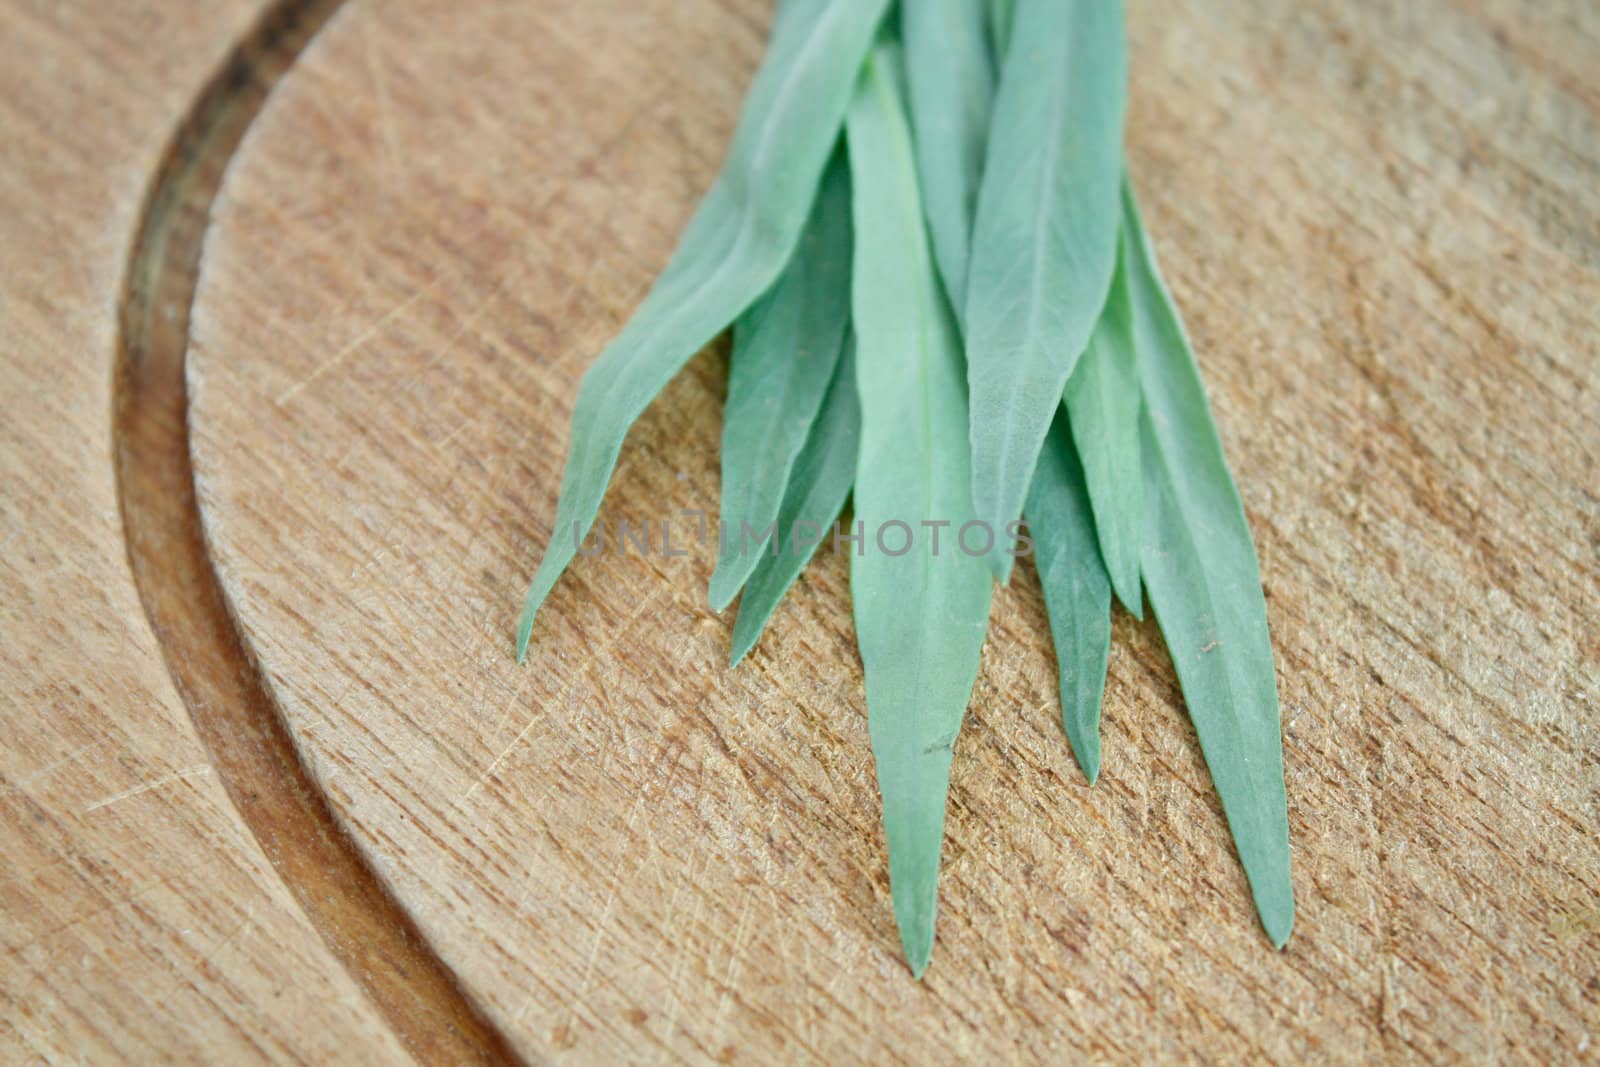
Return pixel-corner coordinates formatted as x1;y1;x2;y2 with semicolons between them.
846;40;994;979
710;148;853;612
1025;414;1113;784
1124;181;1295;948
1064;244;1144;619
517;0;894;659
964;0;1127;584
903;0;995;319
728;338;860;666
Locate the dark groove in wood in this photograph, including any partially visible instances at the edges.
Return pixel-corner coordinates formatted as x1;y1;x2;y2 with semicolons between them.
111;2;522;1063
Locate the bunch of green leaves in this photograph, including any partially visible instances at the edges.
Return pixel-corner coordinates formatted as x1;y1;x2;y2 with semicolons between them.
516;0;1292;976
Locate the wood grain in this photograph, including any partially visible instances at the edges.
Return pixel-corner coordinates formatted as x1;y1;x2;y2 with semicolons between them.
3;0;1597;1062
114;0;514;1060
0;1;414;1062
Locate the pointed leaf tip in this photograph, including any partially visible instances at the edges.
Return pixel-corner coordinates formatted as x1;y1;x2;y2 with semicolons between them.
726;341;859;664
890;848;940;980
1028;414;1113;790
707;579;738;614
905;940;932;981
1266;904;1294;949
514;609;534;663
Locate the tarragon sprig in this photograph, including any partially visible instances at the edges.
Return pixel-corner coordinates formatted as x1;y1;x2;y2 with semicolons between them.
515;0;1293;975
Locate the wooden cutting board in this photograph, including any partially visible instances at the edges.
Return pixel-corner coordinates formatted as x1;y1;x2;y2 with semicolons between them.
3;0;1596;1062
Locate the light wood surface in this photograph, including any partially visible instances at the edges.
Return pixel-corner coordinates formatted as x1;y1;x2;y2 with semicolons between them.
3;0;1597;1063
0;1;414;1062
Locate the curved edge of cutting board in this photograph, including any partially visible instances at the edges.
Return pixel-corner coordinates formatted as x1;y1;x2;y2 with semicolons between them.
111;2;519;1063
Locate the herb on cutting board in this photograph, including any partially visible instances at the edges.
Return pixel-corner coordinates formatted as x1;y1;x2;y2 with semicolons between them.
515;0;1293;976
